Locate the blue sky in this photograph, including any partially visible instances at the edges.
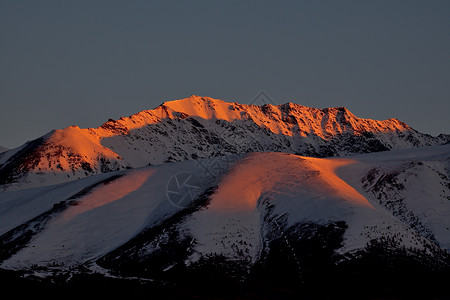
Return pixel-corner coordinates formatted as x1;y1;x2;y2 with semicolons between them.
1;0;449;148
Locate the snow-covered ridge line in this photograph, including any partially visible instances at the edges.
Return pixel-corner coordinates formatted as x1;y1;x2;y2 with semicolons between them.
90;95;411;139
0;147;448;276
0;95;449;190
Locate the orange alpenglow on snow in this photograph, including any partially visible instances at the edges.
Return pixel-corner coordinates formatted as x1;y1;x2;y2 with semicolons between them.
59;169;155;223
88;95;411;140
305;157;373;208
208;153;373;213
3;95;437;191
35;96;414;170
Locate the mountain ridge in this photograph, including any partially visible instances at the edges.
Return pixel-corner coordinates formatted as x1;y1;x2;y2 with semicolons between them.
1;95;449;190
0;96;449;297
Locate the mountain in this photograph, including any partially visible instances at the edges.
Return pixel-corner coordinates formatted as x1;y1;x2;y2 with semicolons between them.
0;146;8;154
1;95;448;191
0;145;449;298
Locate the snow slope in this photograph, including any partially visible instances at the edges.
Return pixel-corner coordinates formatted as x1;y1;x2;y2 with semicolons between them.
1;95;448;190
337;143;450;250
0;146;8;154
1;145;448;276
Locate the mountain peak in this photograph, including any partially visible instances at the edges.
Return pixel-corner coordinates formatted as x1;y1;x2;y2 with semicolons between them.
1;95;448;190
161;95;224;107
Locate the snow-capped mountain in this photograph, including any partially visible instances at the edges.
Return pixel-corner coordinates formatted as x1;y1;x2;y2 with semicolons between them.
0;146;8;154
1;95;448;191
0;145;449;297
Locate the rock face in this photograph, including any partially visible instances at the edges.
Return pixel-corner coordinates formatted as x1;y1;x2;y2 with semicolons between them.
0;95;449;190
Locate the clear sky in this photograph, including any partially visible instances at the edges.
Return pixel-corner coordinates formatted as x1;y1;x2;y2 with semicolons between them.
1;0;449;148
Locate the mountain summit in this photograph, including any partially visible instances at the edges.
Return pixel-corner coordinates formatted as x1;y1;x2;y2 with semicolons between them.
0;95;448;190
0;96;449;298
